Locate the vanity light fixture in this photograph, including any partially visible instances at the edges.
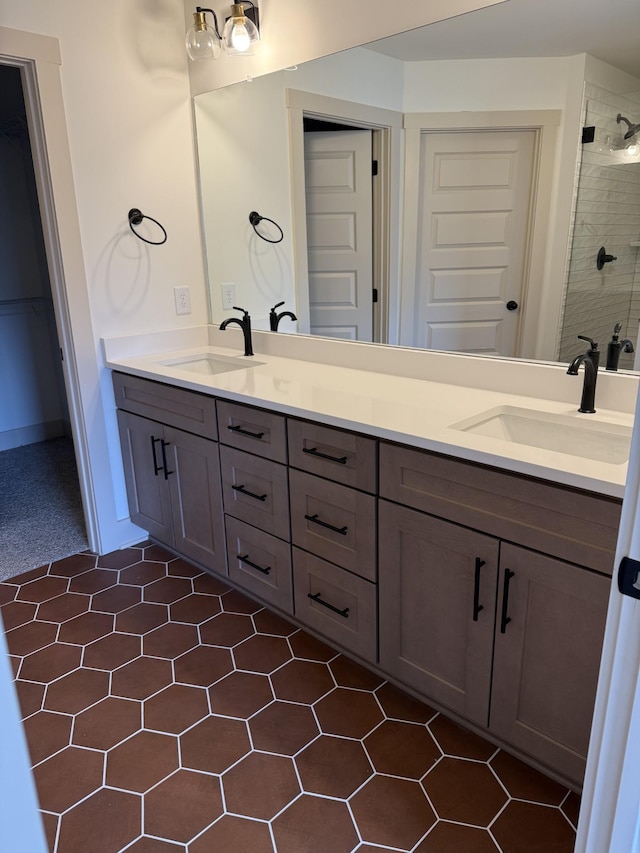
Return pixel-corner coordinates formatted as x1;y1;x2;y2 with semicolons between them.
185;3;259;61
185;7;221;62
222;2;260;55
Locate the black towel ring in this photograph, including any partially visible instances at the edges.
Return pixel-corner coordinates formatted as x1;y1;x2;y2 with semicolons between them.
249;211;284;244
128;208;167;245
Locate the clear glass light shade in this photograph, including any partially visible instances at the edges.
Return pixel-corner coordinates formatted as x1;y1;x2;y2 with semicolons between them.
185;23;220;62
222;9;259;55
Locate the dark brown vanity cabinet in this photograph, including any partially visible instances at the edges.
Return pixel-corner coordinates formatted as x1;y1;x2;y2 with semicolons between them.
378;441;619;785
114;374;225;574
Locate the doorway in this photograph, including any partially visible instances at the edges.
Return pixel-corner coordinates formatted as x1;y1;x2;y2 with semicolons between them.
287;88;404;344
0;64;87;580
303;119;375;340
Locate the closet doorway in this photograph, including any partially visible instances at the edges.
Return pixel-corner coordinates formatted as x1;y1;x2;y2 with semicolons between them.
0;64;87;581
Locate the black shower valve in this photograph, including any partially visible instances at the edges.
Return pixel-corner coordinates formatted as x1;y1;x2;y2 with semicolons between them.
597;247;617;270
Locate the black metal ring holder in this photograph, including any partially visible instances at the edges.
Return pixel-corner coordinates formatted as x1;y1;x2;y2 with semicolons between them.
128;208;167;245
249;211;284;244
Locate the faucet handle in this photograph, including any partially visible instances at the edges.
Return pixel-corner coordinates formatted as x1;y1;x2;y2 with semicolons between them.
577;334;599;351
233;306;250;318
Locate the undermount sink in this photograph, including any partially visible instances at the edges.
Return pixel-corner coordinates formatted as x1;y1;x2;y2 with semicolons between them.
451;405;632;464
156;353;265;377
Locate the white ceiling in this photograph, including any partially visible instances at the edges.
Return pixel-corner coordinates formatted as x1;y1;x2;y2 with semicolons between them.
366;0;640;80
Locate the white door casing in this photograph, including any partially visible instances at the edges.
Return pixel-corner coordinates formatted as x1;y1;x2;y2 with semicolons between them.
400;111;560;358
412;129;535;356
304;128;373;340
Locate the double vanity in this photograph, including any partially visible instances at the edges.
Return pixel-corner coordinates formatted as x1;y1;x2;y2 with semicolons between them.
104;326;637;788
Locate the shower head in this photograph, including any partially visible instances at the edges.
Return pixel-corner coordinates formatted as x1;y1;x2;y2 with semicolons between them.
617;113;640;140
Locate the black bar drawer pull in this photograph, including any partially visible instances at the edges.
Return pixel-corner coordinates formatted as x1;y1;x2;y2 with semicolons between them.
232;483;268;502
302;446;348;465
500;569;515;634
473;558;486;622
304;513;348;536
308;592;350;619
228;424;265;440
160;440;173;480
150;436;163;476
238;554;271;575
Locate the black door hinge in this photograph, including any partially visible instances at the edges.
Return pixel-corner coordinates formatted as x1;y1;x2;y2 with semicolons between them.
372;288;378;303
372;159;379;176
618;557;640;600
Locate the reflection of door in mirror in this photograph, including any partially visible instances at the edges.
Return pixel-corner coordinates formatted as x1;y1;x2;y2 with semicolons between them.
304;125;374;341
409;129;536;357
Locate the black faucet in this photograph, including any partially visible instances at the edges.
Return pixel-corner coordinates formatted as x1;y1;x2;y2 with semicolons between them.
567;335;599;413
606;322;635;371
269;301;298;332
220;307;254;356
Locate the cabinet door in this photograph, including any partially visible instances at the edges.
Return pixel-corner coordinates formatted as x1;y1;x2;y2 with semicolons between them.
379;500;499;726
490;543;609;785
164;426;226;575
117;410;174;545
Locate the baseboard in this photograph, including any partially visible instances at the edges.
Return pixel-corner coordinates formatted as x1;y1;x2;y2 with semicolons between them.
0;420;67;451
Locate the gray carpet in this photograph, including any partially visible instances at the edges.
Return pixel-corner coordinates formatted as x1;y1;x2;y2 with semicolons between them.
0;437;89;581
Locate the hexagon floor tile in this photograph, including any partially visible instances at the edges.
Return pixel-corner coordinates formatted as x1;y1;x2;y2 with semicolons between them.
1;544;579;852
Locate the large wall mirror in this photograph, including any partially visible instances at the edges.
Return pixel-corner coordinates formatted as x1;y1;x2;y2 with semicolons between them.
194;0;640;368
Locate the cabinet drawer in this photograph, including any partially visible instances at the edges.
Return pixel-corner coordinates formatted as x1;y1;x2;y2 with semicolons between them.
289;470;376;581
218;400;286;462
379;442;621;574
220;446;289;540
288;419;376;492
225;517;293;613
113;372;217;439
292;548;376;662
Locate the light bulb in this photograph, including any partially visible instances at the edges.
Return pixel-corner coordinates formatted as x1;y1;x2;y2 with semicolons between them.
222;4;259;56
231;22;251;52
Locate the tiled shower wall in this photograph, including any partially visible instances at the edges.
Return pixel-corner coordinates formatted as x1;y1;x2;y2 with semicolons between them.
558;84;640;369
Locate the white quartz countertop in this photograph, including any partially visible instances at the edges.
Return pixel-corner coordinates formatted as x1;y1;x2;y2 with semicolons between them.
103;334;636;499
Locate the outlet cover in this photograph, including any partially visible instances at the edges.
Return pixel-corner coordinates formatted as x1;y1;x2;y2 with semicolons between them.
174;286;191;315
221;283;236;310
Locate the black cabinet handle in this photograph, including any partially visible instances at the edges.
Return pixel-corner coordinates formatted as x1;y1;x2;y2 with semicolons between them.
228;424;265;440
304;513;348;536
473;558;486;622
238;554;271;575
232;484;268;502
500;569;515;634
307;592;350;619
160;440;173;480
302;447;348;465
150;436;163;476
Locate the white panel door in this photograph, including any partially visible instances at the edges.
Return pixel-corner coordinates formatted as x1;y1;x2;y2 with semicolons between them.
414;130;535;356
304;129;373;340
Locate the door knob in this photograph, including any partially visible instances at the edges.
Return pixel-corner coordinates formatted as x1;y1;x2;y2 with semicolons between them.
506;301;519;311
597;247;617;270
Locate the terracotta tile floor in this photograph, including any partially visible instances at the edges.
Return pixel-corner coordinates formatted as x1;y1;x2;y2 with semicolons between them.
1;543;580;852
